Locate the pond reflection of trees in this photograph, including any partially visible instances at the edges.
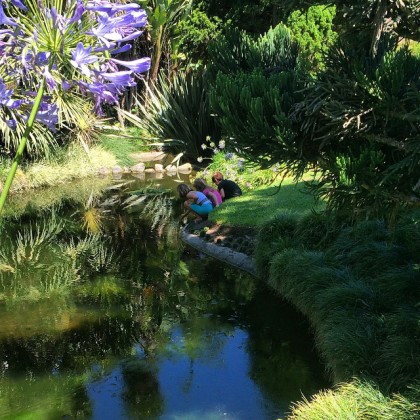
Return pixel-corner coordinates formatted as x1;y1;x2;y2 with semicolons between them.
0;181;327;419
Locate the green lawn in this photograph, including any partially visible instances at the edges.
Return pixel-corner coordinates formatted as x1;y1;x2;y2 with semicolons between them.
209;179;325;227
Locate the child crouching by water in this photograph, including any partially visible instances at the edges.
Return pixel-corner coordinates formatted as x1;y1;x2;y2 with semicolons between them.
177;183;213;223
193;178;222;208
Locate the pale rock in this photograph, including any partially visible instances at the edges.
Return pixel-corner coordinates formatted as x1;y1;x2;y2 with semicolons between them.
178;163;192;173
155;163;165;173
131;162;145;173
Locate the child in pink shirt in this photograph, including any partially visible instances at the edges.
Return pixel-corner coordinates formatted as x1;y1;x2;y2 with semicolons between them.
193;178;222;208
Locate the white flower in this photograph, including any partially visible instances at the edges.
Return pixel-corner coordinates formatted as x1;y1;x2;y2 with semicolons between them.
201;144;207;150
197;156;203;163
210;142;215;148
218;140;225;149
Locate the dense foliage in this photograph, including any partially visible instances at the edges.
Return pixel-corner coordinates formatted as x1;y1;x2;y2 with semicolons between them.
256;210;420;391
286;5;337;72
177;5;223;65
293;43;420;219
208;24;301;168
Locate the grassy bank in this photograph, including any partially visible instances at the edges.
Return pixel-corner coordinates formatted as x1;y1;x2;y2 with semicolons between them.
0;143;117;195
0;128;150;197
209;177;420;418
209;179;325;227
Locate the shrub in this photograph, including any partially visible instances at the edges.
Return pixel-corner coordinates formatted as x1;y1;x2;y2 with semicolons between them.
122;70;218;162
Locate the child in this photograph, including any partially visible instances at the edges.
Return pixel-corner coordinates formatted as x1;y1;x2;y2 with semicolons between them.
211;171;242;201
177;183;213;222
193;178;222;208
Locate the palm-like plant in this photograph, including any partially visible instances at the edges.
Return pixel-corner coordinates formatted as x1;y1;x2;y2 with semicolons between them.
292;44;420;219
138;0;193;81
120;69;217;161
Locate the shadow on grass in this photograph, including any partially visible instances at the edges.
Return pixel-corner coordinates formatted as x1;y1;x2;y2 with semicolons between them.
211;182;325;227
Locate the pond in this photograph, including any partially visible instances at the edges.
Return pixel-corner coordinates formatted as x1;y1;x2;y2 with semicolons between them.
0;173;329;419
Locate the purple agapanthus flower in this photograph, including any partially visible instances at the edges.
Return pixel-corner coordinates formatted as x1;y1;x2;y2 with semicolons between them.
0;0;151;121
0;81;21;109
50;7;67;33
70;42;98;76
34;102;59;130
100;70;136;87
111;57;150;73
10;0;27;11
111;44;132;55
67;1;85;26
61;80;72;90
0;4;18;26
86;1;141;15
35;52;50;66
88;11;146;45
5;119;17;129
43;67;56;90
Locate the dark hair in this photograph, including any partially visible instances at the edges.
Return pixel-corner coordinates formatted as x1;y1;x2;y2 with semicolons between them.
193;178;206;192
177;183;192;198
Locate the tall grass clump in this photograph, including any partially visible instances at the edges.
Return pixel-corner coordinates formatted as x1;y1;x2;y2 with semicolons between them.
257;209;420;396
288;379;420;420
268;249;328;315
255;212;299;277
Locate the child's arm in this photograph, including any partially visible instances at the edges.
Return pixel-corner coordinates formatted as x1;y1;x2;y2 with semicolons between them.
206;191;219;207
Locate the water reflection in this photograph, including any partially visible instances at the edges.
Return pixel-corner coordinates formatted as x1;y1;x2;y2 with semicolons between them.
0;175;328;419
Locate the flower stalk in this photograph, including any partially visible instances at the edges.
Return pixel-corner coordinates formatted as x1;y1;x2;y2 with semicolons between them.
0;78;46;214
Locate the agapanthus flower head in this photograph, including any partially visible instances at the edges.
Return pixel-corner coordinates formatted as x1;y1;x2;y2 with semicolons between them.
0;0;150;122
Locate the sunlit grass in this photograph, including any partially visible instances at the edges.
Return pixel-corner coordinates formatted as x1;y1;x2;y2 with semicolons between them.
100;127;150;166
287;379;420;420
0;143;117;197
209;178;325;227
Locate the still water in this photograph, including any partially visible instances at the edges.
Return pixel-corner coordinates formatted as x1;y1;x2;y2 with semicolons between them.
0;173;328;419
